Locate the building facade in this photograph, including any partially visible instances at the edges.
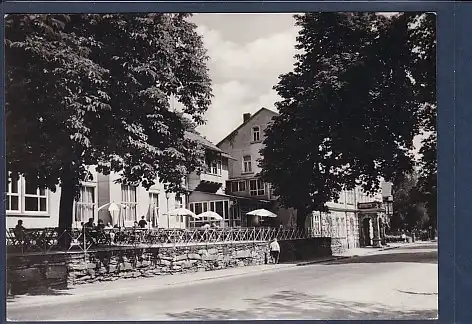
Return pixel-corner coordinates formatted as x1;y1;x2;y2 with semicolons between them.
186;131;236;227
6;167;185;230
217;108;297;228
217;108;392;251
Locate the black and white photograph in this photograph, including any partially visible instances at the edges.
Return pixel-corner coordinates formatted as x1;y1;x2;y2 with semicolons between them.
5;12;437;321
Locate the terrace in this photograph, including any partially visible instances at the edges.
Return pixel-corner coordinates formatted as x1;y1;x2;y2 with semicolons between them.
6;226;315;256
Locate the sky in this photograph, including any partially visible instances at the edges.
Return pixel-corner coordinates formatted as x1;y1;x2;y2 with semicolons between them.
189;13;424;154
189;13;298;144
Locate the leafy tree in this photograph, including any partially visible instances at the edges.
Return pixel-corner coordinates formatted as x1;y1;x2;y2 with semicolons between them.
5;14;212;233
391;172;429;231
260;12;436;229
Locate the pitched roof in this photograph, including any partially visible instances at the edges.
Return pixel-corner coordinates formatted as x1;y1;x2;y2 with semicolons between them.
216;107;278;147
185;131;236;160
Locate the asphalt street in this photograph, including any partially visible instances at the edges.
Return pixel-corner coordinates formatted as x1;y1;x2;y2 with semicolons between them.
7;243;438;321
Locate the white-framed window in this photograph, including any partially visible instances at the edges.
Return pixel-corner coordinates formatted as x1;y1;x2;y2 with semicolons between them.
346;190;355;205
24;178;48;213
208;158;222;176
252;126;261;142
313;212;321;236
189;200;230;227
231;180;246;193
149;191;159;226
243;155;252;173
249;178;265;196
121;185;137;222
175;196;184;222
6;174;49;215
6;175;20;212
74;185;96;223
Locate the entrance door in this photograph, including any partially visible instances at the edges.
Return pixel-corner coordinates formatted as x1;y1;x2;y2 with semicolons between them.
362;218;371;246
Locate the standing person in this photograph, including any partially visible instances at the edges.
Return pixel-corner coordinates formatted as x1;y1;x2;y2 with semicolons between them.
138;216;148;229
269;238;281;264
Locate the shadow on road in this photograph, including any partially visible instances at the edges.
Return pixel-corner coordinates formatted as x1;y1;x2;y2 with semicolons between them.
165;289;438;320
323;251;438;265
7;285;73;301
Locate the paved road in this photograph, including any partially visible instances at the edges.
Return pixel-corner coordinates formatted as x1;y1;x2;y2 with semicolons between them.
7;243;438;321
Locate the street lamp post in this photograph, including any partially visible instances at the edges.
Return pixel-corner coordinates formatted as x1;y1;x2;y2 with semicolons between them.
165;191;170;229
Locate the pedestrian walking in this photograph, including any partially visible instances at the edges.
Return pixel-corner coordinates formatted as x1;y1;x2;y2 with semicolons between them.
269;238;280;264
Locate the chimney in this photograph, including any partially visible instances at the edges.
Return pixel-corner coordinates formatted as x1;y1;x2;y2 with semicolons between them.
243;113;251;122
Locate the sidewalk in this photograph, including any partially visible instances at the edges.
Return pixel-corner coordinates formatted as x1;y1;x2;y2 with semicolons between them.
7;241;427;309
7;263;296;309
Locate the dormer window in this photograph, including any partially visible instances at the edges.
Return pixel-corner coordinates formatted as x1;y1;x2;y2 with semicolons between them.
252;126;260;142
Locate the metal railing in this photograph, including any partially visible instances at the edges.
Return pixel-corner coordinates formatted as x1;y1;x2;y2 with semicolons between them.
6;227;313;256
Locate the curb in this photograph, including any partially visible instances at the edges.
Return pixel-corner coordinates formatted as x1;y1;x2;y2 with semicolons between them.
296;256;351;266
296;245;403;266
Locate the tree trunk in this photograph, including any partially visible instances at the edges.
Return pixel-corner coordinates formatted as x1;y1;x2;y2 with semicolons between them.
58;170;75;247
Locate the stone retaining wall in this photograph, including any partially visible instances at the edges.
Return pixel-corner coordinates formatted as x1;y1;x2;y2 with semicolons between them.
7;237;331;294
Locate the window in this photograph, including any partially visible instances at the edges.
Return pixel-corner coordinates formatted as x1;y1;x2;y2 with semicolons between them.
313;212;321;236
188;200;230;228
231;181;246;193
217;160;222;175
24;178;48;212
6;175;20;212
208;159;222;176
346;190;355;205
121;185;137;222
175;196;184;222
249;179;265;196
252;126;260;142
75;185;95;223
149;192;159;226
243;155;252;173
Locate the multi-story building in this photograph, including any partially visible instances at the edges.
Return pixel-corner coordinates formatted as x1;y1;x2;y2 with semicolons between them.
186;131;237;228
6;166;185;230
217;108;392;251
217;108;297;228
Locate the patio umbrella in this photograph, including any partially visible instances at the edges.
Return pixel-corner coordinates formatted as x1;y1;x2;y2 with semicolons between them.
197;211;223;221
108;202;121;226
246;209;278;218
167;208;200;219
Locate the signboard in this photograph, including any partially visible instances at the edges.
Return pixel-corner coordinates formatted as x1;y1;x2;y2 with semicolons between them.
357;201;382;209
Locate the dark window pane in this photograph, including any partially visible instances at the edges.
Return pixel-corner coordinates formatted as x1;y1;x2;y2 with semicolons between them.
6;198;10;210
11;196;19;211
40;198;47;211
231;182;238;192
203;202;208;212
39;188;46;196
240;181;246;191
223;201;229;220
216;201;224;217
194;203;202;215
189;203;194;213
210;202;215;212
25;180;38;195
11;179;18;193
250;180;256;190
25;197;39;211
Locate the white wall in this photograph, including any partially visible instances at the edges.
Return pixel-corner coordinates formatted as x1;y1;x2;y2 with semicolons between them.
100;172;187;229
6;166;98;229
218;109;277;179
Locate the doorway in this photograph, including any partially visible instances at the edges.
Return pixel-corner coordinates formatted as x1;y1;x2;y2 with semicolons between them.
362;218;372;246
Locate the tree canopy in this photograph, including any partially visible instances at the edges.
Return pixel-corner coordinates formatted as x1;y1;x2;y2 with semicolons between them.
5;14;212;230
259;12;436;228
